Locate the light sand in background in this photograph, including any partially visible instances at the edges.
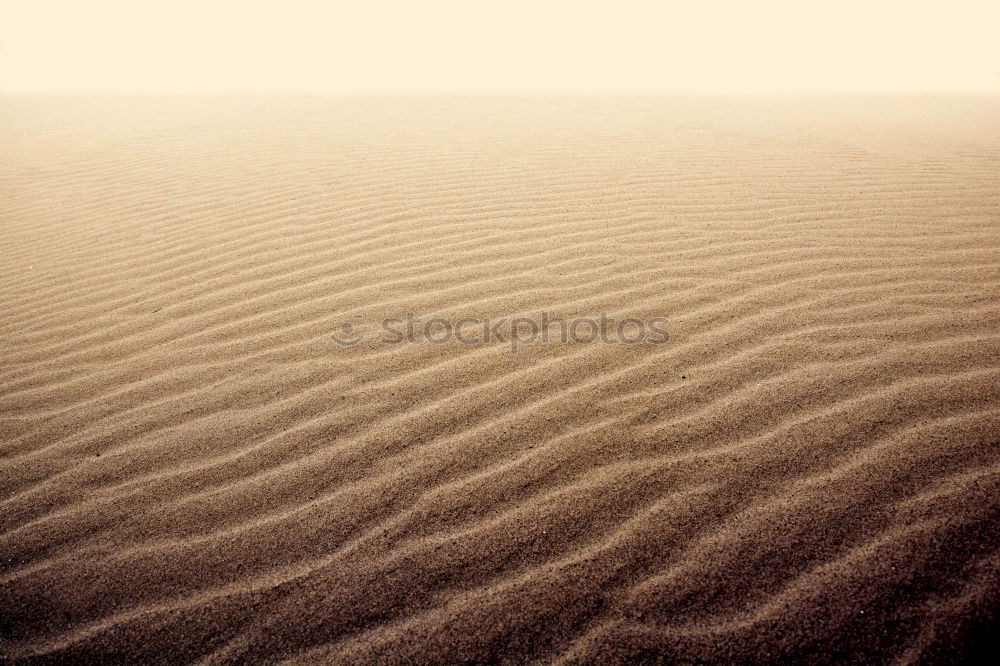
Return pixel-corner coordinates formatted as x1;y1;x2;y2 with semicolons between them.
1;96;999;663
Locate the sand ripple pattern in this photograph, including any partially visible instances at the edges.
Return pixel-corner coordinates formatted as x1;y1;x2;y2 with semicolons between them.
2;96;999;664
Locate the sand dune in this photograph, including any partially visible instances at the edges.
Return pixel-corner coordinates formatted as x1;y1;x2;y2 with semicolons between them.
1;96;999;663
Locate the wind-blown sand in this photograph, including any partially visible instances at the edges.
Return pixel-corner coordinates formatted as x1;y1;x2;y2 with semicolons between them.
1;96;998;664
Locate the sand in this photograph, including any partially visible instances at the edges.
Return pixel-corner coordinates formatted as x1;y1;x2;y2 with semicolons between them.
1;96;998;664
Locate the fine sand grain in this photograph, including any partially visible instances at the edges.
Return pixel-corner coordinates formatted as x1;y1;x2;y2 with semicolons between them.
1;96;999;663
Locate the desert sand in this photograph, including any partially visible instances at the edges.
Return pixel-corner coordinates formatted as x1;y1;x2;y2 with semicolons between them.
1;96;999;663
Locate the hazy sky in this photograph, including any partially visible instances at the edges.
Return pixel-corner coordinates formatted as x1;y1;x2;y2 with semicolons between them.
2;0;998;93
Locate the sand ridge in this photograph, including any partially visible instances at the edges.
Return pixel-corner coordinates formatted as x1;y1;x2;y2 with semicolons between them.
1;96;999;663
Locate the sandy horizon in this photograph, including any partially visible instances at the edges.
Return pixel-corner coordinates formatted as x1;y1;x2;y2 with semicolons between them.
1;95;999;663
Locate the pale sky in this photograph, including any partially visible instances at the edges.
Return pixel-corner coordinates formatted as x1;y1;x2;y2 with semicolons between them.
1;0;998;93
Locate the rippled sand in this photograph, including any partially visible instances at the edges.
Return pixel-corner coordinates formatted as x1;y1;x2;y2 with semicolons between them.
2;96;999;663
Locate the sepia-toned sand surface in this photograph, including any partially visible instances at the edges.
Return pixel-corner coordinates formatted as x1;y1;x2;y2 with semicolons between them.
1;96;999;663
